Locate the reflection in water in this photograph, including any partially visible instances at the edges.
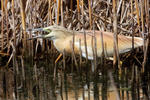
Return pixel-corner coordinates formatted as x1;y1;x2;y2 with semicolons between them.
0;68;15;100
0;57;150;100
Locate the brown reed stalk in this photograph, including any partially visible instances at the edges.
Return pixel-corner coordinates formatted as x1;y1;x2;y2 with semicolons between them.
6;53;13;66
140;0;145;34
120;1;124;24
144;0;149;29
5;0;9;53
47;0;53;51
1;0;4;51
48;0;52;25
145;1;150;44
60;0;64;26
139;0;146;72
131;0;135;49
76;0;80;25
53;63;57;81
120;1;129;24
142;0;150;72
19;0;27;47
79;39;82;68
76;0;80;14
56;0;60;24
6;41;15;66
112;0;120;68
70;0;73;17
81;0;84;25
71;32;75;66
12;0;16;47
70;33;78;68
117;0;123;15
100;32;104;65
88;0;92;29
135;0;140;27
83;30;88;62
91;34;95;71
63;49;66;69
93;31;97;68
140;0;145;46
91;30;97;71
106;0;111;17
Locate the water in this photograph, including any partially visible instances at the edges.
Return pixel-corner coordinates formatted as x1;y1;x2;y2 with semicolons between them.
0;56;149;100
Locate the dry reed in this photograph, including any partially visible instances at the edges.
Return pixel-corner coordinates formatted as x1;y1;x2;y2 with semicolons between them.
0;1;150;100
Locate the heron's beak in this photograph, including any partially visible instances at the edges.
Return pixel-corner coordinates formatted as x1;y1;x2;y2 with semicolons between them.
28;35;45;40
27;26;52;33
27;28;45;40
27;27;52;40
26;28;44;32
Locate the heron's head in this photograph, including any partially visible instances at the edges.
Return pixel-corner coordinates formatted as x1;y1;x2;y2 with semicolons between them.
30;25;74;40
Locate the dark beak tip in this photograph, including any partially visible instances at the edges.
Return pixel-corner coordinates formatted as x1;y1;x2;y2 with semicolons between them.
26;28;32;32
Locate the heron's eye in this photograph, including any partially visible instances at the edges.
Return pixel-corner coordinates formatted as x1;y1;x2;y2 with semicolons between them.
47;29;52;32
45;29;51;33
42;29;51;35
43;28;51;33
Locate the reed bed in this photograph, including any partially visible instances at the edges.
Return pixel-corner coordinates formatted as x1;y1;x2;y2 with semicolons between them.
0;0;149;62
0;0;150;100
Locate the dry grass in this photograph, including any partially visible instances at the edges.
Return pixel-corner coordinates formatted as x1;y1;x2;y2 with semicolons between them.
0;1;150;100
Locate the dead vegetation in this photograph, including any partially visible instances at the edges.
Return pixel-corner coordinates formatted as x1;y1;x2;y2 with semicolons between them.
0;0;149;68
0;0;150;99
0;0;150;69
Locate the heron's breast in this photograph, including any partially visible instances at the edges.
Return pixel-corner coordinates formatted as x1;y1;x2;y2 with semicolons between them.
53;37;74;53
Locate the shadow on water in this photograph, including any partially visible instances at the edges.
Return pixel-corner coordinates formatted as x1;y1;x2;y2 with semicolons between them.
0;55;150;100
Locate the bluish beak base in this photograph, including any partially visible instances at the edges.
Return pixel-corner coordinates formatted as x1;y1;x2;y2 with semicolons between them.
28;35;45;40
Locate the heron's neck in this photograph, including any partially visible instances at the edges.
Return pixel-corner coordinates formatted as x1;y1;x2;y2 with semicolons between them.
52;36;73;53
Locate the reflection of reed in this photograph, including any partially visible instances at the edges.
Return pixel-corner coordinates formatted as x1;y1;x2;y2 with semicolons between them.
0;57;149;100
0;68;15;100
56;71;132;100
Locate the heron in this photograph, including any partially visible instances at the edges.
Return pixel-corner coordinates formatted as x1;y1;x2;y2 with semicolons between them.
28;25;143;64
